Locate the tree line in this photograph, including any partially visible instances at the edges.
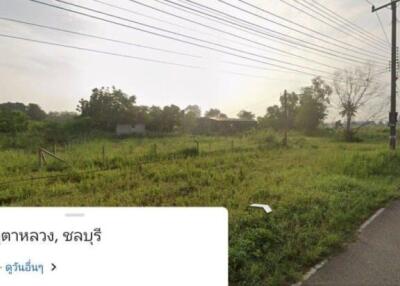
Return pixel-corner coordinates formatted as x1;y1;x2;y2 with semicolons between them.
0;66;384;148
0;87;256;148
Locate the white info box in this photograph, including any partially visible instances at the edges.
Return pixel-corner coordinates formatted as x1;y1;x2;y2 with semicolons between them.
0;207;228;286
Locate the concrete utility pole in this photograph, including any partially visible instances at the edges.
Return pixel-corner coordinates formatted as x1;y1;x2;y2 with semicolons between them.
372;0;400;150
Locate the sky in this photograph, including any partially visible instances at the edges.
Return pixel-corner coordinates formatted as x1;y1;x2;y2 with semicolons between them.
0;0;395;120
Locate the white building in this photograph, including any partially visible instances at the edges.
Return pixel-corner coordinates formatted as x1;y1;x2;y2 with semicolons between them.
116;124;146;136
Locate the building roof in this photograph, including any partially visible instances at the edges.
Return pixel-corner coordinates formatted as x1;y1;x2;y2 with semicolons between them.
201;117;256;122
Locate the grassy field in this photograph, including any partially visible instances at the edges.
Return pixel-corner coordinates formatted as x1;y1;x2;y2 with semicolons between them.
0;129;399;285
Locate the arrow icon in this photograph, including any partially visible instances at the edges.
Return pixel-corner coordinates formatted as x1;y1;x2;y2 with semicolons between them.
51;263;56;271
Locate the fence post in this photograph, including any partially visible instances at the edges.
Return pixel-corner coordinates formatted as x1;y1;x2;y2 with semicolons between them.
153;144;158;156
102;145;105;166
38;148;42;168
195;140;200;155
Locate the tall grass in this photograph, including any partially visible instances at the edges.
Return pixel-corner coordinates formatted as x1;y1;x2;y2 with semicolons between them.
0;129;399;285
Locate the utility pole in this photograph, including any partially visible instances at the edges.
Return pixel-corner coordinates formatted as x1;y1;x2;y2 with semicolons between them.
372;0;400;150
283;90;288;147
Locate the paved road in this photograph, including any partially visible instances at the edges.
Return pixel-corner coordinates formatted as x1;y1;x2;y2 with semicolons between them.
304;200;400;286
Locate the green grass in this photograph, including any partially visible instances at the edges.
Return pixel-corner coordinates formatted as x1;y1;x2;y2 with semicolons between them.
0;129;399;285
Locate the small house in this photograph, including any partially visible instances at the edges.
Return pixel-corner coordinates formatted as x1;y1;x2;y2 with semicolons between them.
116;123;146;136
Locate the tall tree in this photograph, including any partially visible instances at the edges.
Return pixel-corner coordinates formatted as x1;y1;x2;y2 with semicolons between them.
295;77;332;134
161;105;183;132
27;103;46;121
0;110;28;146
77;87;137;130
183;105;201;133
333;66;381;141
184;105;201;118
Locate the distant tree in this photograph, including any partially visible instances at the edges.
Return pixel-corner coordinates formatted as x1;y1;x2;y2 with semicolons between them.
27;103;46;121
0;102;47;121
258;91;298;130
161;105;183;132
295;77;332;134
147;106;163;132
333;66;381;141
237;110;255;120
133;105;149;124
0;102;26;113
77;87;137;131
258;105;282;130
0;110;28;146
205;108;227;119
182;105;201;133
184;105;201;118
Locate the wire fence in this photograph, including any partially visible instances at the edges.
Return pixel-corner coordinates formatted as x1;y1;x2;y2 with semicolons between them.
0;138;284;188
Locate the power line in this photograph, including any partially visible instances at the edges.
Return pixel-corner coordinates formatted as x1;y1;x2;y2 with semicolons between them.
93;0;302;63
218;0;388;59
376;11;391;44
0;32;317;81
308;0;389;45
90;0;203;34
52;0;338;73
23;0;387;82
235;0;389;54
364;0;391;44
174;0;388;66
0;17;201;58
0;17;324;77
125;0;340;70
92;0;219;39
171;0;387;67
0;33;202;69
294;0;389;49
276;0;390;51
30;0;334;75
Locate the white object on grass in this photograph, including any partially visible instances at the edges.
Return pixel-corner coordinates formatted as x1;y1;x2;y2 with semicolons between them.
250;204;272;214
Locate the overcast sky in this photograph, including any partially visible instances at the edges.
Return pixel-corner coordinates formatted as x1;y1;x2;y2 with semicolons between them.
0;0;394;119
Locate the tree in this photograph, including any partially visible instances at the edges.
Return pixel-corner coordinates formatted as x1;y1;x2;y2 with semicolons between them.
205;108;227;119
258;105;282;130
161;105;183;132
237;110;255;120
258;92;298;130
182;105;201;133
295;77;332;134
0;102;26;113
0;110;28;146
147;106;163;132
333;66;381;141
184;105;201;118
27;103;46;121
77;87;137;131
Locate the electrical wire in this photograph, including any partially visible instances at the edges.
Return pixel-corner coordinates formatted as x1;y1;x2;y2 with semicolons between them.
29;0;334;75
172;0;388;66
238;0;387;52
0;17;201;58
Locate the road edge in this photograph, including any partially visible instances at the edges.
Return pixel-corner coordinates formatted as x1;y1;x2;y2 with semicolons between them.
291;207;386;286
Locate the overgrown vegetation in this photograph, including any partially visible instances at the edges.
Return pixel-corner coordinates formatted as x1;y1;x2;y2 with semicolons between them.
0;72;395;284
0;128;398;285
